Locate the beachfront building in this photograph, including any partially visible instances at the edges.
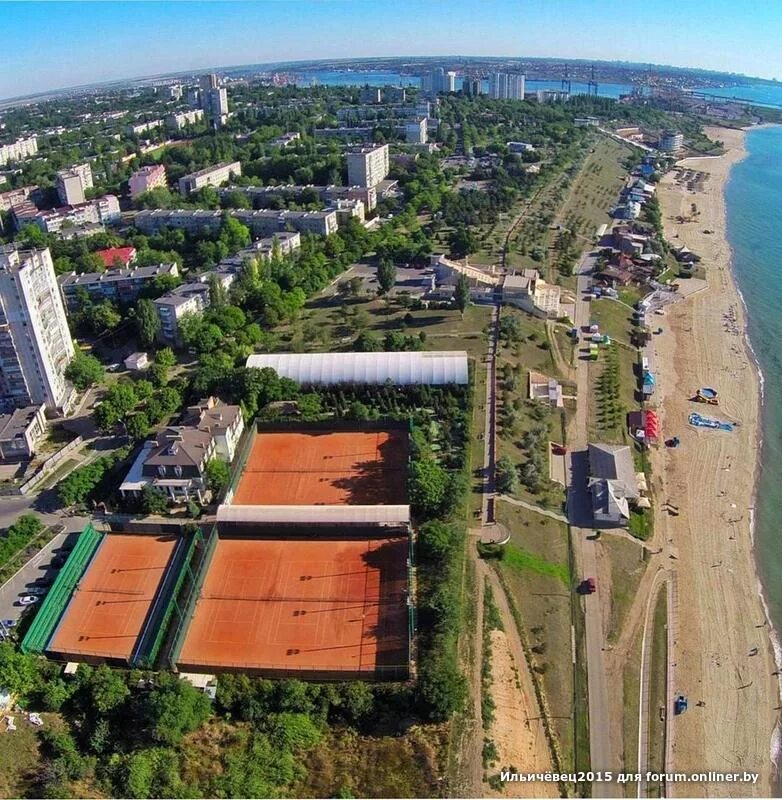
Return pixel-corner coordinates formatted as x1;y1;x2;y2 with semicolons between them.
129;164;167;197
501;270;561;318
178;161;241;196
587;443;640;527
346;144;389;188
659;130;684;153
0;245;75;415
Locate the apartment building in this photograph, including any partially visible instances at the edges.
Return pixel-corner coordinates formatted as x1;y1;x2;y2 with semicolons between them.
0;186;39;213
178;161;241;196
272;132;301;148
120;396;244;503
0;245;75;414
659;130;684;153
153;282;211;345
166;109;204;131
129;164;167;197
0;136;38;167
25;195;120;234
135;208;338;238
200;74;229;129
405;118;428;144
125;119;163;136
346;144;389;188
489;72;526;100
56;163;93;206
58;262;179;310
217;183;377;212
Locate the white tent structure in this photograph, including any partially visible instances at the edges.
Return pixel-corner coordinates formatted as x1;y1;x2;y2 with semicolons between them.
217;503;410;527
245;350;469;386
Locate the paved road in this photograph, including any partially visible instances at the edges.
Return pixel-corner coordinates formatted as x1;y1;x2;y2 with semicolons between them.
567;248;621;794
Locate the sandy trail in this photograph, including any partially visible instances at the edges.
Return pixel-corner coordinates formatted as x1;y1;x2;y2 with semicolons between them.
652;126;778;796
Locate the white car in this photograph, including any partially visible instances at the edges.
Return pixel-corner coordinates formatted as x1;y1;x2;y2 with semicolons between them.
18;595;39;606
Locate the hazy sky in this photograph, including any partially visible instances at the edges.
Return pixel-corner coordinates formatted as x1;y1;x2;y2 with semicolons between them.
1;0;780;100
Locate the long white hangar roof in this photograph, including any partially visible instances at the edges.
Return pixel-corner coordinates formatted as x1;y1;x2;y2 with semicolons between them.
245;350;469;386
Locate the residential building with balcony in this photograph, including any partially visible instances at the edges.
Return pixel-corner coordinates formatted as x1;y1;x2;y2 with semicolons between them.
129;164;167;197
178;161;241;196
346;144;389;188
58;262;178;310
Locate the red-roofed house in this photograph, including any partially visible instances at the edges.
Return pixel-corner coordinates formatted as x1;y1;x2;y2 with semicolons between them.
96;246;137;269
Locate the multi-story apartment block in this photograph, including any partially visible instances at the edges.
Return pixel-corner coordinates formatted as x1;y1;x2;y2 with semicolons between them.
659;130;684;153
0;136;38;167
200;74;229;129
165;109;204;131
56;163;92;206
178;161;241;196
0;186;40;213
129;164;167;197
346;144;389;188
58;262;179;310
272;132;301;148
217;183;377;212
125;119;164;136
489;72;526;100
405;117;428;144
154;282;211;345
135;208;338;238
25;195;120;234
0;245;75;414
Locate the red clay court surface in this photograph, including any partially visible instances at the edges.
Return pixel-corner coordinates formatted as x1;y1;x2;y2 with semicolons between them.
48;534;177;663
176;536;409;676
232;429;408;506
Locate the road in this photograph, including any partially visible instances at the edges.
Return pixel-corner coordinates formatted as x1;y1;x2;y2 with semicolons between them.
566;247;621;794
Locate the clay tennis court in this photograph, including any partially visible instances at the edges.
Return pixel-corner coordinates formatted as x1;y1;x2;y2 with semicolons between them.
233;429;408;506
47;533;178;663
176;535;409;677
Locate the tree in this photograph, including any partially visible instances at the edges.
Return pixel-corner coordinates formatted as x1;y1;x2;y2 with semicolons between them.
418;520;458;560
205;458;230;494
448;227;478;258
140;673;212;745
65;350;105;392
409;459;449;518
135;299;160;348
454;274;470;314
126;412;150;440
495;455;519;495
376;259;397;296
88;664;130;714
141;484;169;515
0;643;39;696
155;347;176;370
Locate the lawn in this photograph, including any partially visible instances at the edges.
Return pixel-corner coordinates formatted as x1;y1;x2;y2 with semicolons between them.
647;591;668;798
602;535;647;643
492;501;576;769
622;628;643;795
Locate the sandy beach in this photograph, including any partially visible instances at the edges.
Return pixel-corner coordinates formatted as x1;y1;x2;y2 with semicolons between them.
653;126;778;796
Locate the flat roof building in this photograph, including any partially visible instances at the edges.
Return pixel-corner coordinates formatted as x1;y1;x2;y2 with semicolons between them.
178;161;241;196
347;144;389;188
129;164;167;197
58;262;178;310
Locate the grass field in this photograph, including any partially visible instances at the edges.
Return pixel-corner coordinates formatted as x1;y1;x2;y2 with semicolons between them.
493;501;575;769
647;591;668;798
603;536;647;643
622;628;643;796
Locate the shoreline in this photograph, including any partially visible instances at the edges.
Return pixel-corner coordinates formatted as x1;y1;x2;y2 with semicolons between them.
655;125;779;796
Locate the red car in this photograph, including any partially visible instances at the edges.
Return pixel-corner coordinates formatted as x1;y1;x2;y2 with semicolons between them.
580;577;596;594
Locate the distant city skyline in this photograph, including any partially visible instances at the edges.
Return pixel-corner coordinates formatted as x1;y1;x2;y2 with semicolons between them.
2;0;782;100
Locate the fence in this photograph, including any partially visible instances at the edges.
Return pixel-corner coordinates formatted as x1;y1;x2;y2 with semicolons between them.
165;525;219;669
131;529;201;668
20;523;104;654
19;436;84;495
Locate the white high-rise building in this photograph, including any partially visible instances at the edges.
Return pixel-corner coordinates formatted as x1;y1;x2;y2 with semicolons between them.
0;245;75;414
445;71;457;93
346;144;389;188
200;73;229;129
0;136;38;167
489;72;526;100
56;164;92;206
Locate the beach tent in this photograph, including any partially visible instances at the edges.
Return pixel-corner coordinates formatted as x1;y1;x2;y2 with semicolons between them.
644;409;660;442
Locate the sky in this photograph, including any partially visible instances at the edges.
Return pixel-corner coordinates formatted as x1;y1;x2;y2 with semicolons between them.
1;0;781;100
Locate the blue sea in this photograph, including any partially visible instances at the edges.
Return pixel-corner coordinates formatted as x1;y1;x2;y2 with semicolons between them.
726;125;782;643
297;69;631;98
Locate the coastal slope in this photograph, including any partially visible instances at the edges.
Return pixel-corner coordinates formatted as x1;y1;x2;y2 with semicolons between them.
654;126;777;796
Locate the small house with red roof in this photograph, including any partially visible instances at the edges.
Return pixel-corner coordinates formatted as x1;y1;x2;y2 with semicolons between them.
95;246;137;269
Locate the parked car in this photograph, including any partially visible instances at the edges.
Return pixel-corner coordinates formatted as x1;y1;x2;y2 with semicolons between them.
579;577;596;594
18;595;39;606
28;586;48;596
1;619;16;628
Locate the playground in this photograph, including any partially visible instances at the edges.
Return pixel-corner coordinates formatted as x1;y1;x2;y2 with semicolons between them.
46;533;179;663
175;534;410;678
233;429;409;506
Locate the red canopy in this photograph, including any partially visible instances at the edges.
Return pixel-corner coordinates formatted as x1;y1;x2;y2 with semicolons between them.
644;409;660;440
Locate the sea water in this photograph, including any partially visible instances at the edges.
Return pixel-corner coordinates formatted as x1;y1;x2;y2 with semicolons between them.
725;126;782;767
